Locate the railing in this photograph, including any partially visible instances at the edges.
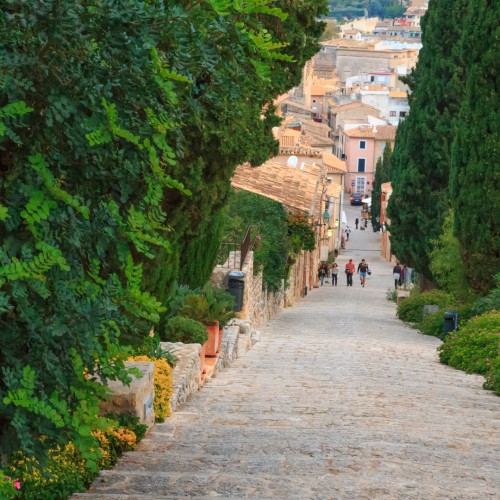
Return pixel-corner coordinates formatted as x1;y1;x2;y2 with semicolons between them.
215;225;258;270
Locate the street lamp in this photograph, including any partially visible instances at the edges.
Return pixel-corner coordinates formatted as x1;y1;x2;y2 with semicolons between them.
322;209;330;226
327;227;333;238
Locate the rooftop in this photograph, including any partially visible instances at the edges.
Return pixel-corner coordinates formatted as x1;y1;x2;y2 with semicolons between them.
231;161;325;214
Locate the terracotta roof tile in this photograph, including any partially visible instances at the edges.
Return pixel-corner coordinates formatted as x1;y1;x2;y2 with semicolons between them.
231;161;324;214
322;152;347;174
344;127;375;138
374;125;397;141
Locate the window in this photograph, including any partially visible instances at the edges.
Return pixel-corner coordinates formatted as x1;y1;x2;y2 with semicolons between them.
357;158;366;173
390;111;397;117
359;140;366;150
399;111;407;118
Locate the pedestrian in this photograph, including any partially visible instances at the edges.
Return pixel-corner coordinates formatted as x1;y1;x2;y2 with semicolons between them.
331;262;339;286
341;235;345;249
400;264;410;288
393;262;401;289
345;226;351;241
355;217;359;229
318;263;327;286
345;259;355;286
357;258;369;287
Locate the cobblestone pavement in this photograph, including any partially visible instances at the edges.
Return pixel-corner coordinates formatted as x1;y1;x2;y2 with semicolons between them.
77;207;500;499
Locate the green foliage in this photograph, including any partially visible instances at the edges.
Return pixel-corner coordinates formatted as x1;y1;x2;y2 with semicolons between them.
371;142;391;229
0;0;327;468
328;0;403;19
438;311;500;379
429;211;473;299
472;273;500;316
397;289;454;324
203;285;236;329
450;0;500;294
484;358;500;396
179;295;211;324
387;0;468;279
386;287;397;303
224;190;289;291
0;471;20;499
164;316;208;345
418;311;444;338
287;211;316;253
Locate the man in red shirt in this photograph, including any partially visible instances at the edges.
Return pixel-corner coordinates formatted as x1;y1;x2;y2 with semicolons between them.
345;259;355;286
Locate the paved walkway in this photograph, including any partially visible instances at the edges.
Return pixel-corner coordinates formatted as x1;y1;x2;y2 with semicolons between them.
77;206;500;499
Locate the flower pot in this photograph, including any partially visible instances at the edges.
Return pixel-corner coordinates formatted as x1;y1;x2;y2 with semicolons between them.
204;320;219;357
217;327;224;354
200;342;207;375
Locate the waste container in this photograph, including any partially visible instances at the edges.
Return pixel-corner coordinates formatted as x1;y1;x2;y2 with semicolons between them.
227;271;245;312
442;311;459;339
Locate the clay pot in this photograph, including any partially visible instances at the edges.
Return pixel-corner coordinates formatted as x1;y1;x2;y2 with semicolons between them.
204;320;219;357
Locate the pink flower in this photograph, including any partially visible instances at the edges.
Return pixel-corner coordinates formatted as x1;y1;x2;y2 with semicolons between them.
13;479;21;490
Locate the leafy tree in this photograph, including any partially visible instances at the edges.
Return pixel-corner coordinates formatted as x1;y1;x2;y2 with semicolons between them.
387;0;467;280
450;0;500;293
428;211;472;299
0;0;327;466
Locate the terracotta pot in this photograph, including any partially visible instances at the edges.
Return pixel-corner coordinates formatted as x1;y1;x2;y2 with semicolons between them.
200;342;207;375
204;320;219;357
216;328;224;354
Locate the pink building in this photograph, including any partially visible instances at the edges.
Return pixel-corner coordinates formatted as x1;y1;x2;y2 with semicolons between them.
343;127;375;194
340;125;396;194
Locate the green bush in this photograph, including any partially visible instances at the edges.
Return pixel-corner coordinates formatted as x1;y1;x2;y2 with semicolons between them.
164;316;207;345
484;357;500;396
438;311;500;376
397;290;454;324
418;311;445;337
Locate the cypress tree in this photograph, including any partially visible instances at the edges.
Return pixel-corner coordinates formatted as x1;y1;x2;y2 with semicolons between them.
387;0;467;279
450;0;500;293
371;142;392;229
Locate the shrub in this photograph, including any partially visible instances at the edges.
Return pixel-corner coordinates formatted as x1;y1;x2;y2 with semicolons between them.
418;311;444;337
164;315;207;345
128;356;173;423
386;287;397;303
6;442;91;500
5;416;145;499
397;289;454;324
438;311;500;376
484;357;500;396
0;472;20;499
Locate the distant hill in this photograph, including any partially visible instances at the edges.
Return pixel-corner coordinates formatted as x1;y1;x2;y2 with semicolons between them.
328;0;407;20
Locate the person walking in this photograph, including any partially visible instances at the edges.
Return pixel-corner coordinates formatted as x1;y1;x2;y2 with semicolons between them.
331;263;339;286
345;259;355;286
393;262;401;289
355;217;359;229
318;264;327;286
357;259;369;287
345;227;351;241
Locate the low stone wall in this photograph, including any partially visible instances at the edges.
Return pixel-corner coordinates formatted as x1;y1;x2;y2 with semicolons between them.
99;361;156;428
161;319;259;412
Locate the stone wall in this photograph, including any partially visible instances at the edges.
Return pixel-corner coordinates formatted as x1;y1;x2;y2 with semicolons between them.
99;361;156;428
212;249;314;327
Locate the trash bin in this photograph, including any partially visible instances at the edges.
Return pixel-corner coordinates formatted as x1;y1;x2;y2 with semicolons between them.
442;311;459;339
227;271;245;312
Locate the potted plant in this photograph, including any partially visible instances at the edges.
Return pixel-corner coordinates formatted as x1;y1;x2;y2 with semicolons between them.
176;293;220;357
204;286;236;354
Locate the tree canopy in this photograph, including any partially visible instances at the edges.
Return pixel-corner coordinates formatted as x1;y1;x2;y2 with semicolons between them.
387;0;467;279
387;0;500;293
0;0;327;463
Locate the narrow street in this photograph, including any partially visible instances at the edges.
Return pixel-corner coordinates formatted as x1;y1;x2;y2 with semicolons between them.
76;206;500;499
